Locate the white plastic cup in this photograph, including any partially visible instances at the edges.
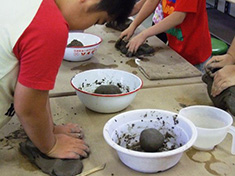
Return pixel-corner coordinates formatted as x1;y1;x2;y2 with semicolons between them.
179;105;235;155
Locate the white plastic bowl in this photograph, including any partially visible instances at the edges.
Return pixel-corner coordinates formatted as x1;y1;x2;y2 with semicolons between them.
64;32;102;61
103;109;197;173
71;69;143;113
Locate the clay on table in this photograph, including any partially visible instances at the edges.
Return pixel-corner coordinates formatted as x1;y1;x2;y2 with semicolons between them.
67;39;84;47
139;128;164;152
20;140;83;176
94;85;122;94
115;38;155;57
105;18;132;31
202;73;235;115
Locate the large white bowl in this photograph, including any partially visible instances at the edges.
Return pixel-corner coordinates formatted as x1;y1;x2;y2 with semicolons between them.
71;69;143;113
103;109;197;173
64;32;102;61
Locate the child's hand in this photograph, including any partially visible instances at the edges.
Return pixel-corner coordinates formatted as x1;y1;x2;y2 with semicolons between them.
120;24;136;40
54;123;84;139
211;65;235;97
46;134;90;159
205;54;235;76
126;31;147;53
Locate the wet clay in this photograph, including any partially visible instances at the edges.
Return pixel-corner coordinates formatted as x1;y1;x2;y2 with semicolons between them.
71;63;118;71
20;140;83;176
67;39;84;47
94;85;122;94
105;18;132;31
202;73;235;115
186;148;230;175
139;128;164;152
115;38;155;57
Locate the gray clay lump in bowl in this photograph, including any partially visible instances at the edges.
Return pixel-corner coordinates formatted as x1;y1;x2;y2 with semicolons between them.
140;128;164;152
94;85;122;94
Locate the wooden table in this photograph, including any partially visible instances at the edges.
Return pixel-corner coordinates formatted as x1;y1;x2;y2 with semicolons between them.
51;25;202;97
1;83;235;176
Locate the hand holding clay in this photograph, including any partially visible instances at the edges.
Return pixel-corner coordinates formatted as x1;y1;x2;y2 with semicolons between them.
211;65;235;97
126;31;148;53
47;134;90;159
120;23;136;41
205;54;235;76
115;38;154;57
140;128;164;152
205;37;235;77
54;123;84;139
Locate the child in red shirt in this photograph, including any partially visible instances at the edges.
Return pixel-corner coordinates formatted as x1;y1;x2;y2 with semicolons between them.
0;0;135;159
121;0;212;72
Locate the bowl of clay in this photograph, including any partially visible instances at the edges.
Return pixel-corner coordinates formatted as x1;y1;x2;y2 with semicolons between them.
71;69;143;113
64;32;102;61
103;109;197;173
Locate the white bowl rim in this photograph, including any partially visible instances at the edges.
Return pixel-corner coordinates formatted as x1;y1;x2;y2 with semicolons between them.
70;69;143;97
66;32;102;48
103;109;198;158
179;105;233;131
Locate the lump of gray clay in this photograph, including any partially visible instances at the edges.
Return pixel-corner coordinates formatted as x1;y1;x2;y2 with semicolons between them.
94;85;122;94
115;38;155;57
105;18;132;31
202;73;235;116
67;39;84;47
140;128;164;152
20;140;83;176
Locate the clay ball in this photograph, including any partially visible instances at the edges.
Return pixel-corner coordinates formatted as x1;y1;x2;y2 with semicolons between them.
139;128;164;152
94;85;122;94
67;39;84;47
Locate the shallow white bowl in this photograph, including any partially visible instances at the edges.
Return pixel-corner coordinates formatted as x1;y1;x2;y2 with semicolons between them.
64;32;102;61
71;69;143;113
103;109;197;173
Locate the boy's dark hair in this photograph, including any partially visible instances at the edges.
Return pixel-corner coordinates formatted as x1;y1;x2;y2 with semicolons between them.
90;0;136;23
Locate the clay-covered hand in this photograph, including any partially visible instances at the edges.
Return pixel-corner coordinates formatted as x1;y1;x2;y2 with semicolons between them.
126;31;147;53
211;65;235;97
205;54;235;76
120;24;136;41
54;123;84;139
46;134;90;159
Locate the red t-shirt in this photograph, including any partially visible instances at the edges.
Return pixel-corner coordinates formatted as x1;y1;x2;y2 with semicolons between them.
162;0;212;65
13;0;69;90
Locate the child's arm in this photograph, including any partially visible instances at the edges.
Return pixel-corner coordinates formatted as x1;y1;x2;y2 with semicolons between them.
211;65;235;96
227;37;235;62
127;11;186;52
206;37;235;97
130;0;147;16
120;0;160;40
14;82;89;159
205;37;235;75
